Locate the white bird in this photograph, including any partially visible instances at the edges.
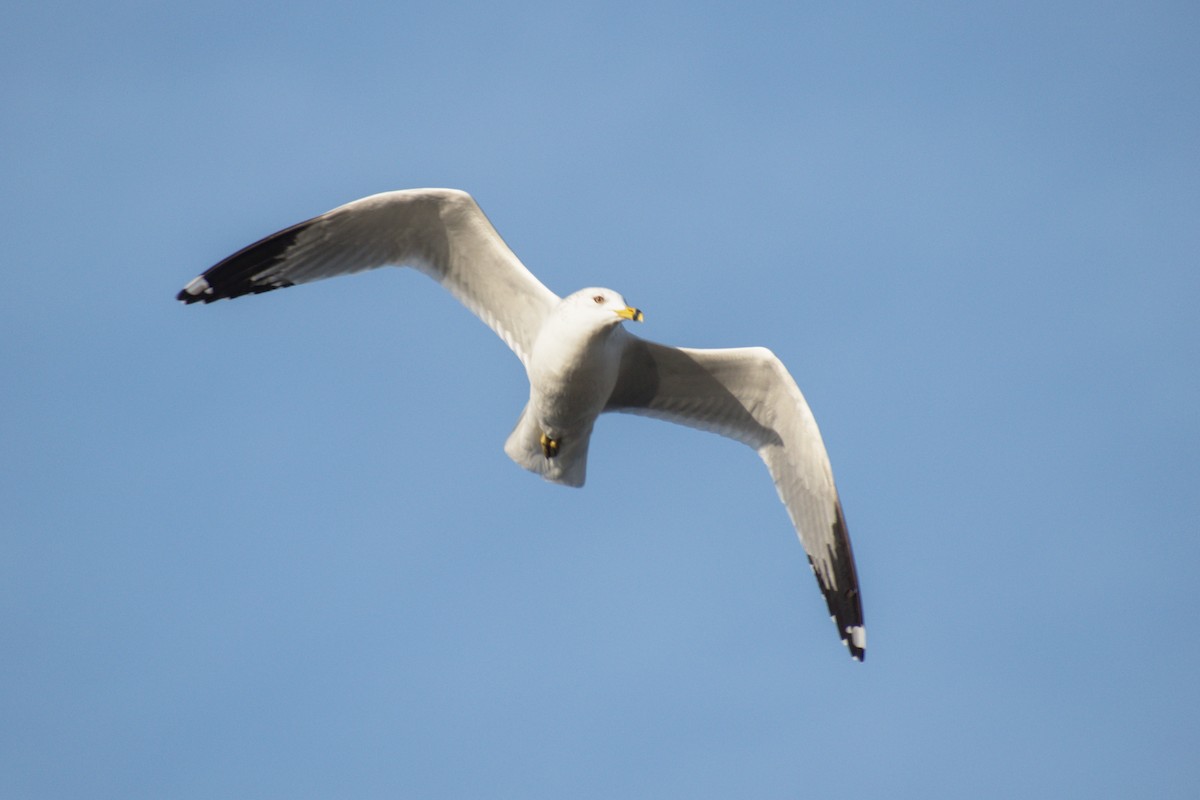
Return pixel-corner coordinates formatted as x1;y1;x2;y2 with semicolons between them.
178;188;865;660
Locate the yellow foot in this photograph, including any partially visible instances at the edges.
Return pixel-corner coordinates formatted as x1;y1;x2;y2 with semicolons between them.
540;433;561;459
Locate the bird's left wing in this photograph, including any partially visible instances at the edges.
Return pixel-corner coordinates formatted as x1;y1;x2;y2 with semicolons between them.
605;336;865;660
177;189;560;365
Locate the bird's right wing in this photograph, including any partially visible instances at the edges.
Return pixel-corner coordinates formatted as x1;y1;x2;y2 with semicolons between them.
177;189;560;365
606;336;865;660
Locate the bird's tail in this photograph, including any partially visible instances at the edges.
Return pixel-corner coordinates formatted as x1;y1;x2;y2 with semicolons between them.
504;404;591;488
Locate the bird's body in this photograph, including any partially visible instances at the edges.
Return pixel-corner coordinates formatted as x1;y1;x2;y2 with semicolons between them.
529;291;629;439
507;289;637;487
178;188;866;660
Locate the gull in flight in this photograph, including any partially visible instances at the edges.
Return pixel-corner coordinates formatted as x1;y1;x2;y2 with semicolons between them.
178;189;865;660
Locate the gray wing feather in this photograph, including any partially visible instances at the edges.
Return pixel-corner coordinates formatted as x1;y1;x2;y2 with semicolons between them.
606;336;865;660
177;189;560;365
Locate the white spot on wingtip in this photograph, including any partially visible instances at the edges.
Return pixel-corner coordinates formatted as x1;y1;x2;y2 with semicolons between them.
183;277;211;296
846;625;866;650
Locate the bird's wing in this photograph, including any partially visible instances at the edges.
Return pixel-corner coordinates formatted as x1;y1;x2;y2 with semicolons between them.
177;189;560;365
606;336;865;660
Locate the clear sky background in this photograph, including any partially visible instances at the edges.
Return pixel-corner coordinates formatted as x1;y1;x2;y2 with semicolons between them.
2;2;1197;797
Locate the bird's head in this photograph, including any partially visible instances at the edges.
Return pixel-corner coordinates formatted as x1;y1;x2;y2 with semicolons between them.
564;287;644;328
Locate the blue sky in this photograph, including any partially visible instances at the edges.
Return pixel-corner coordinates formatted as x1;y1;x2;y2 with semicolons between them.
2;1;1198;797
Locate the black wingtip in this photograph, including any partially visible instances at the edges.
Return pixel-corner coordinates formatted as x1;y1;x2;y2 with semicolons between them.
176;281;209;304
176;278;292;304
176;217;313;304
809;501;866;662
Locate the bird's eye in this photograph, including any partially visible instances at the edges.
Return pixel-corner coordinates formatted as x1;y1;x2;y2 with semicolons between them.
592;294;605;304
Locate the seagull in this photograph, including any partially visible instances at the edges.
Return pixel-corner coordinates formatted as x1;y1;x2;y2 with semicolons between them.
178;188;865;661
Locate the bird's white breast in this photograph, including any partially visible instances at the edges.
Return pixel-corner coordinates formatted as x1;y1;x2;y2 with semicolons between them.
527;313;623;435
